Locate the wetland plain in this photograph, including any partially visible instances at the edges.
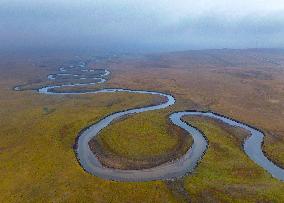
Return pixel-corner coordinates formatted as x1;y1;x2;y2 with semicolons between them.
1;49;284;202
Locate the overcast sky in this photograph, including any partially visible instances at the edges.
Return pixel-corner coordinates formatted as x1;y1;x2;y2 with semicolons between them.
1;0;284;52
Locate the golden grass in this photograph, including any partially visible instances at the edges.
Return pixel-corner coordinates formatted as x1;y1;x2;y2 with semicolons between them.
0;90;181;202
183;117;284;202
92;111;192;169
1;50;284;202
0;59;182;202
107;58;284;168
97;111;184;159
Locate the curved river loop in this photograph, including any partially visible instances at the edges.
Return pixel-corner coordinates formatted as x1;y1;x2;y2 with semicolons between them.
15;61;284;182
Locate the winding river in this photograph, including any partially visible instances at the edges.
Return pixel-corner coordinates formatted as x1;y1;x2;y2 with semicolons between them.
15;62;284;182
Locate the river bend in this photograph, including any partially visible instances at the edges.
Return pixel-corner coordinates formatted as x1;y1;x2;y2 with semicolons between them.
15;62;284;182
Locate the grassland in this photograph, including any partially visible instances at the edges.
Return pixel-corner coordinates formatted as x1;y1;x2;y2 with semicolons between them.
91;111;192;169
183;117;284;202
0;49;284;202
0;56;181;202
106;49;284;169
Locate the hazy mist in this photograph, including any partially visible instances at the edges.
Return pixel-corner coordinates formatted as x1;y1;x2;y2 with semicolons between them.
1;0;284;53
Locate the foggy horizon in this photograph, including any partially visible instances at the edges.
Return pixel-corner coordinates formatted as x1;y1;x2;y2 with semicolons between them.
1;0;284;53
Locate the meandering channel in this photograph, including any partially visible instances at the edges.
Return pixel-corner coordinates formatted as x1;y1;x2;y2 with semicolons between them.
15;62;284;182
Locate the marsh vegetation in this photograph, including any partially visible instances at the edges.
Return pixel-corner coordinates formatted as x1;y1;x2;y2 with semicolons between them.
1;49;284;202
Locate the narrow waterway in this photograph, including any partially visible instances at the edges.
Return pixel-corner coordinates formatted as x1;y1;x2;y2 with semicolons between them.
15;62;284;182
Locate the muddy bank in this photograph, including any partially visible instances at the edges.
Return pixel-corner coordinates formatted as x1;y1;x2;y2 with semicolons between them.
88;123;192;170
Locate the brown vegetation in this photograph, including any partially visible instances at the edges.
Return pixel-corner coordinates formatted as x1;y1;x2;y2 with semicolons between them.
1;49;284;202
